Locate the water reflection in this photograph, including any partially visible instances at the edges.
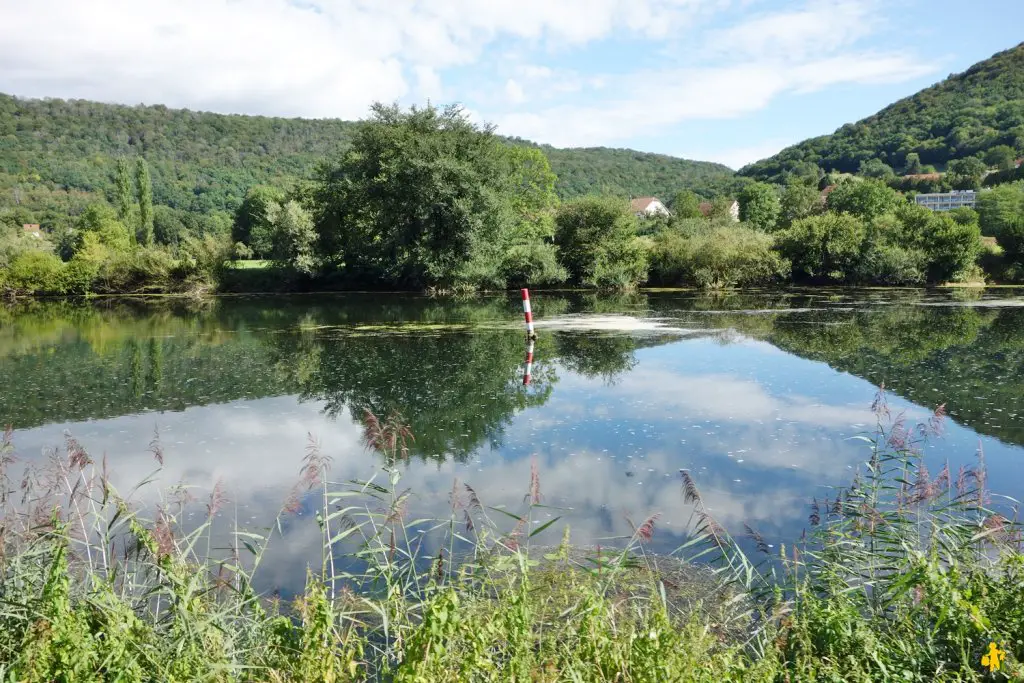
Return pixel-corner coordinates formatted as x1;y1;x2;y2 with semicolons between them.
3;289;1024;595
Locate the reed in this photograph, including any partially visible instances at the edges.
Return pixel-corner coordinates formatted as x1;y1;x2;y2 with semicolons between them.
1;389;1022;681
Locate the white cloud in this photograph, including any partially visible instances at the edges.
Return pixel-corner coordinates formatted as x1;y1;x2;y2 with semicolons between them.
504;79;527;104
492;50;934;148
0;0;729;119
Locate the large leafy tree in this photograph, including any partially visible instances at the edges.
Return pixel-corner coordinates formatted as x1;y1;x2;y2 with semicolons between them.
232;186;285;258
671;190;703;218
738;182;781;231
310;103;516;289
826;179;902;219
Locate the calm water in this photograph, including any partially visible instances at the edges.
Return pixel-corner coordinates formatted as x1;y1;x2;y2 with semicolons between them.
4;289;1023;593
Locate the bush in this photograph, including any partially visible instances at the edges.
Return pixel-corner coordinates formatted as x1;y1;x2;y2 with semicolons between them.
855;242;927;285
776;213;866;282
555;196;648;288
649;225;789;288
498;241;568;288
5;250;66;294
923;212;982;282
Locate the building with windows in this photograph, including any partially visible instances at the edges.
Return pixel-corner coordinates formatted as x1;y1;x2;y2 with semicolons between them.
914;190;976;211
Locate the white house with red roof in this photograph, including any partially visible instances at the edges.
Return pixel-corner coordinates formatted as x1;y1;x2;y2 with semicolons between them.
629;196;670;217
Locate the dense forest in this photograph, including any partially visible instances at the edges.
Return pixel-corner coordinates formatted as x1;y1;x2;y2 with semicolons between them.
740;42;1024;183
0;93;739;233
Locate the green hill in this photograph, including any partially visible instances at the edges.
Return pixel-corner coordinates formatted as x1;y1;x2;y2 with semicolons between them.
740;42;1024;183
0;94;739;231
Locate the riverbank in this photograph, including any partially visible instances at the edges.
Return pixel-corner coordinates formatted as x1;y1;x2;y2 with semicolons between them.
2;396;1022;681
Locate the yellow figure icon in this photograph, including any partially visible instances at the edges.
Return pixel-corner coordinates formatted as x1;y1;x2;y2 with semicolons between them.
982;641;1005;673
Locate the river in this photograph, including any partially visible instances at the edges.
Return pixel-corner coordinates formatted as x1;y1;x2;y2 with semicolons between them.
3;288;1023;594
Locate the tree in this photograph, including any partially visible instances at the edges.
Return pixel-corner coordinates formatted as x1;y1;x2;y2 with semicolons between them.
737;182;780;231
267;200;318;274
780;182;822;228
232;186;285;258
903;153;923;175
671;190;702;219
310;103;517;289
947;157;987;190
777;213;866;282
114;157;135;242
976;182;1024;238
136;158;154;246
826;179;902;220
922;212;981;282
858;158;895;180
554;196;647;288
984;145;1018;172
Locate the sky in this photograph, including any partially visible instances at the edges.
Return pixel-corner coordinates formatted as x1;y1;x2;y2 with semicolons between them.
1;0;1021;169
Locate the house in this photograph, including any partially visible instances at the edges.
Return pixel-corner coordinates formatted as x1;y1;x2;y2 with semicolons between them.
22;223;41;238
697;200;740;222
914;190;977;212
630;197;670;218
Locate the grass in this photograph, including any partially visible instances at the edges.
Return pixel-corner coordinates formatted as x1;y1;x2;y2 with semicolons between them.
1;391;1023;681
228;260;273;270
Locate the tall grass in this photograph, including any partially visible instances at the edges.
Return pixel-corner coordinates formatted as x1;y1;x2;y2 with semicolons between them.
1;390;1023;681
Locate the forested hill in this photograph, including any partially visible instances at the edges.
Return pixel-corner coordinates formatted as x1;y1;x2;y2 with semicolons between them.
0;94;739;228
740;42;1024;183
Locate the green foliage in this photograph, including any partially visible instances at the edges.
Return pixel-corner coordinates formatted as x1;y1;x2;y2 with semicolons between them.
737;182;781;231
4;250;66;294
977;182;1024;263
311;103;516;290
136;157;154;246
826;179;903;219
0;93;739;237
648;224;789;288
923;211;983;282
903;152;924;175
948;156;988;190
858;158;895;179
777;213;867;282
232;185;286;257
498;241;568;288
984;144;1018;171
672;189;704;218
114;157;135;232
267;199;318;275
742;42;1024;183
554;196;648;288
779;182;823;228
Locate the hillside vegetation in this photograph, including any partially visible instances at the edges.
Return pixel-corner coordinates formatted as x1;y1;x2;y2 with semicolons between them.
0;94;738;232
740;43;1024;183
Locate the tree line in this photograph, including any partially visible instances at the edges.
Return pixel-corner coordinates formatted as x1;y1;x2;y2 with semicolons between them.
3;102;1024;296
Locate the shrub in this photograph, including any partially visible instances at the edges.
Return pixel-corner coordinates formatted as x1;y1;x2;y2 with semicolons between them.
776;213;866;282
498;241;568;288
555;196;648;288
6;250;66;294
855;242;927;285
649;225;789;288
923;212;982;282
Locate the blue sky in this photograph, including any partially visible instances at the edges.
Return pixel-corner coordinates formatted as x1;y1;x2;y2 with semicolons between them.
1;0;1021;168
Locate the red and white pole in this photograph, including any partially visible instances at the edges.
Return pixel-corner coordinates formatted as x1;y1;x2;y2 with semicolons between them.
521;288;536;338
523;339;534;386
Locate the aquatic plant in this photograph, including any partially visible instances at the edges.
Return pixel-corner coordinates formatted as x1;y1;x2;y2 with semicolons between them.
1;392;1022;681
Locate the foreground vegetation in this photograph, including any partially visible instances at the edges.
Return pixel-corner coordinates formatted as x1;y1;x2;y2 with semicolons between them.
2;391;1023;681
